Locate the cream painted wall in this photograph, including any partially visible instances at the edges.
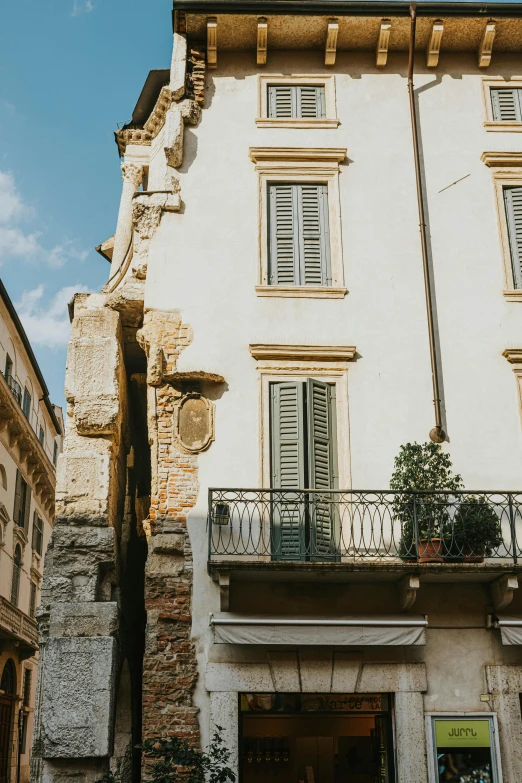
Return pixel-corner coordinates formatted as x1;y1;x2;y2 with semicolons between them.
138;48;522;771
0;298;61;466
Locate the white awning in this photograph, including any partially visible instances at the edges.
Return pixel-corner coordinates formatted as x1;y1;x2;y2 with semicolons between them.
210;614;427;646
495;616;522;645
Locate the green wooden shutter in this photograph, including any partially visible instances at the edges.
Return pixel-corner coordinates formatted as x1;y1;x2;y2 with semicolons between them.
504;186;522;288
491;88;522;122
269;184;299;285
306;378;339;559
31;511;37;550
298;86;326;118
23;483;32;533
268;85;294;118
13;469;23;526
298;184;331;286
22;387;31;418
270;381;306;559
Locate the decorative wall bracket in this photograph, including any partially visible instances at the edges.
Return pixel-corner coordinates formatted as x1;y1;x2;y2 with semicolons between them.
173;391;215;453
398;574;420;611
491;574;518;611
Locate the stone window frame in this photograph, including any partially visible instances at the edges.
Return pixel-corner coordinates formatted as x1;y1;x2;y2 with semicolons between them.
482;156;522;301
425;712;503;783
251;147;347;299
256;74;339;129
254;359;351;489
482;76;522;132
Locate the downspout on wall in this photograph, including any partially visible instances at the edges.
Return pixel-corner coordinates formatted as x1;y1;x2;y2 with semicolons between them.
408;3;446;444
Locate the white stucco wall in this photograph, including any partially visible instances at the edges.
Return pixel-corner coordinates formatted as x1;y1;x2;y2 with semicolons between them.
138;48;522;781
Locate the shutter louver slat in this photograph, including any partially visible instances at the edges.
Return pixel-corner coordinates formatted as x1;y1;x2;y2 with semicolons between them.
269;185;298;285
306;378;338;559
23;485;32;534
13;469;22;527
504;186;522;289
270;382;305;559
299;185;331;286
298;86;326;118
268;85;294;118
491;88;521;122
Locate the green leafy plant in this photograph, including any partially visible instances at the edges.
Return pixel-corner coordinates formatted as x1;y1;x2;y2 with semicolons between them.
140;727;236;783
453;495;503;557
390;442;463;557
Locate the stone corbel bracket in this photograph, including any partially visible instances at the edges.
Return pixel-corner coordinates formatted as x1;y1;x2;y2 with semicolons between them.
491;574;518;611
478;20;496;68
213;571;231;611
398;574;420;611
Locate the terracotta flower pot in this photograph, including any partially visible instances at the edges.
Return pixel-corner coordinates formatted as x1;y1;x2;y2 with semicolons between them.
418;537;444;563
461;545;485;564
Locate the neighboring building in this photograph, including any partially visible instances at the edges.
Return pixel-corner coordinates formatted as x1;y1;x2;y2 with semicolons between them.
29;2;522;783
0;280;62;783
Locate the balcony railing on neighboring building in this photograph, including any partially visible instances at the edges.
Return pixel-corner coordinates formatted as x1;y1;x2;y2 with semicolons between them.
5;373;22;406
208;489;522;564
0;594;38;649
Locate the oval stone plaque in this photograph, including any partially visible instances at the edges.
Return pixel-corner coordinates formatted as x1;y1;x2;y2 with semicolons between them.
176;394;214;452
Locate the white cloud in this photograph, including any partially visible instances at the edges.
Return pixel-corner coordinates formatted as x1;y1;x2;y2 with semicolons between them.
0;171;27;224
71;0;95;16
0;169;87;267
16;285;91;348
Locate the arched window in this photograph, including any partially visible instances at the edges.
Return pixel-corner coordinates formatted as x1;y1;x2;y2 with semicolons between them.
0;465;7;491
0;659;16;695
10;545;22;606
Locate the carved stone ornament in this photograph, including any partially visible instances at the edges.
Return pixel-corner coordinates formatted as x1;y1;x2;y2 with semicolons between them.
174;392;215;453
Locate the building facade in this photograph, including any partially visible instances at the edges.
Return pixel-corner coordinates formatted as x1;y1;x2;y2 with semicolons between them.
31;2;522;782
0;280;62;783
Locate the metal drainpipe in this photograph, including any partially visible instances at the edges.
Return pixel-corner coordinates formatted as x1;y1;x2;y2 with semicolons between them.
408;3;446;444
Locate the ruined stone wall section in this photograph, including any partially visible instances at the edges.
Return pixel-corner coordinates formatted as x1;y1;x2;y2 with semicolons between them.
138;311;200;750
32;294;130;783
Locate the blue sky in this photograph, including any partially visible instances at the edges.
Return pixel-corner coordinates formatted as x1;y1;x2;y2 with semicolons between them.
0;0;172;410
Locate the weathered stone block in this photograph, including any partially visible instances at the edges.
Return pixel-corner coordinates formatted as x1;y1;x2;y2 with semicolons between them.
41;636;117;758
149;534;185;555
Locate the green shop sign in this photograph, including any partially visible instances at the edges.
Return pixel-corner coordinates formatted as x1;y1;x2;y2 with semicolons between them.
435;720;491;748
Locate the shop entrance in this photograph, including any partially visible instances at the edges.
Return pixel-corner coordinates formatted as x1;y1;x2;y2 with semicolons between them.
240;693;394;783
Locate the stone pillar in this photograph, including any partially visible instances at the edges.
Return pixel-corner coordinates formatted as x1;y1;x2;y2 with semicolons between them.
32;295;129;783
487;665;522;783
395;691;429;783
110;163;143;281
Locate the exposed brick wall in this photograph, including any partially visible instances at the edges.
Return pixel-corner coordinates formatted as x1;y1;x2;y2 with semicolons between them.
142;382;200;748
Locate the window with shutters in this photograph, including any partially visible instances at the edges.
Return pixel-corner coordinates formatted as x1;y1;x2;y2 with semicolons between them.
53;441;58;466
29;583;37;619
269;379;339;560
268;183;331;286
257;75;338;129
11;545;22;606
483;79;522;130
4;354;12;380
13;469;31;532
491;88;522;122
22;387;31;419
504;186;522;289
32;512;43;556
268;85;326;119
254;149;346;298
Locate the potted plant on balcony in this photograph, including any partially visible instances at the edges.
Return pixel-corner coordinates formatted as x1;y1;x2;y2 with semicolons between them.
452;495;503;563
390;442;463;562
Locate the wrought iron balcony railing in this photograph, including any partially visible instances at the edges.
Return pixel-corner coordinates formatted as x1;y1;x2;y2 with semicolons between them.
208;489;522;564
5;373;21;405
